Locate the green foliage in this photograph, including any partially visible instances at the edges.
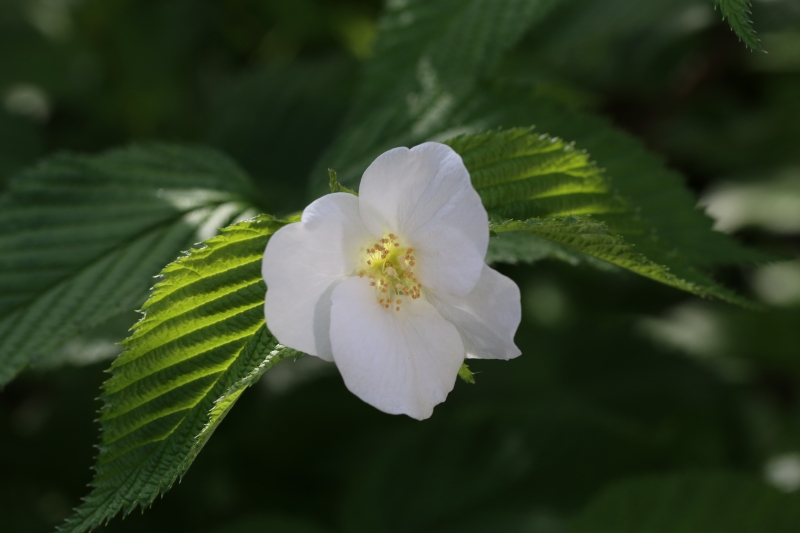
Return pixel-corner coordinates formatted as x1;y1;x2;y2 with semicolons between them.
455;91;770;268
1;1;796;532
713;0;763;52
492;216;752;306
446;128;752;305
446;128;621;220
569;472;800;532
0;111;42;188
210;516;330;533
312;0;563;187
328;168;358;196
0;145;258;386
313;0;765;278
207;57;357;214
60;216;296;533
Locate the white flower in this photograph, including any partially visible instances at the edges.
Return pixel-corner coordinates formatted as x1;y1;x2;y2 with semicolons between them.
262;142;522;420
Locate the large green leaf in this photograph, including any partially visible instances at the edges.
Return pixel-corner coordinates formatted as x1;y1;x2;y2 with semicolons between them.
60;215;297;533
459;91;769;268
569;472;800;532
445;128;751;305
713;0;763;52
0;144;258;385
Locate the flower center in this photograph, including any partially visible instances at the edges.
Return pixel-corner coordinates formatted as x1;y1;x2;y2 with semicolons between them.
357;233;422;311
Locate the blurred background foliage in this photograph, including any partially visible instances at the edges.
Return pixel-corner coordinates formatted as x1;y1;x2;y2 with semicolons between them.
1;0;800;532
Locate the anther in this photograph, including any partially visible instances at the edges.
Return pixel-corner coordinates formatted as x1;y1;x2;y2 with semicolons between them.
396;307;400;311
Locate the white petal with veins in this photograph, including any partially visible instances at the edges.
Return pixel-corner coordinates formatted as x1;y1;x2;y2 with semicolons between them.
358;143;489;297
430;265;522;360
263;193;371;360
329;276;465;420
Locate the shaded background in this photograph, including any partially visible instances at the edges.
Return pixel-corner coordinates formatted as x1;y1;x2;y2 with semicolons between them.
2;0;800;532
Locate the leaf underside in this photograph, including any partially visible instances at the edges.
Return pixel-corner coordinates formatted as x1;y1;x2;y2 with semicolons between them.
60;216;296;533
0;144;258;386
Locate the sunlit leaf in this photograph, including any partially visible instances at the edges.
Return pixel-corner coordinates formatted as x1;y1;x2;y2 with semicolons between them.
60;216;295;533
446;128;754;305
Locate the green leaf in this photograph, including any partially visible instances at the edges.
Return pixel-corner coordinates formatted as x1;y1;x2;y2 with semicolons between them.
312;0;765;272
446;128;623;221
446;128;754;305
469;91;769;268
60;215;296;533
328;168;358;196
0;144;258;385
713;0;764;52
312;0;564;188
491;216;752;306
569;472;800;533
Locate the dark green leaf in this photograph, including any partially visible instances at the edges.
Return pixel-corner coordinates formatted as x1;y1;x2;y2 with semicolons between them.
569;472;800;533
311;0;564;190
0;144;258;385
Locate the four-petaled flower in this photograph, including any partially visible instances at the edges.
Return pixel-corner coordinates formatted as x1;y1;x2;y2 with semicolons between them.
262;142;522;420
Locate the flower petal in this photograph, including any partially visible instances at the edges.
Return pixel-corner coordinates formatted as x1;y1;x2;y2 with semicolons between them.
329;276;465;420
263;193;371;361
430;265;522;360
358;143;489;297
